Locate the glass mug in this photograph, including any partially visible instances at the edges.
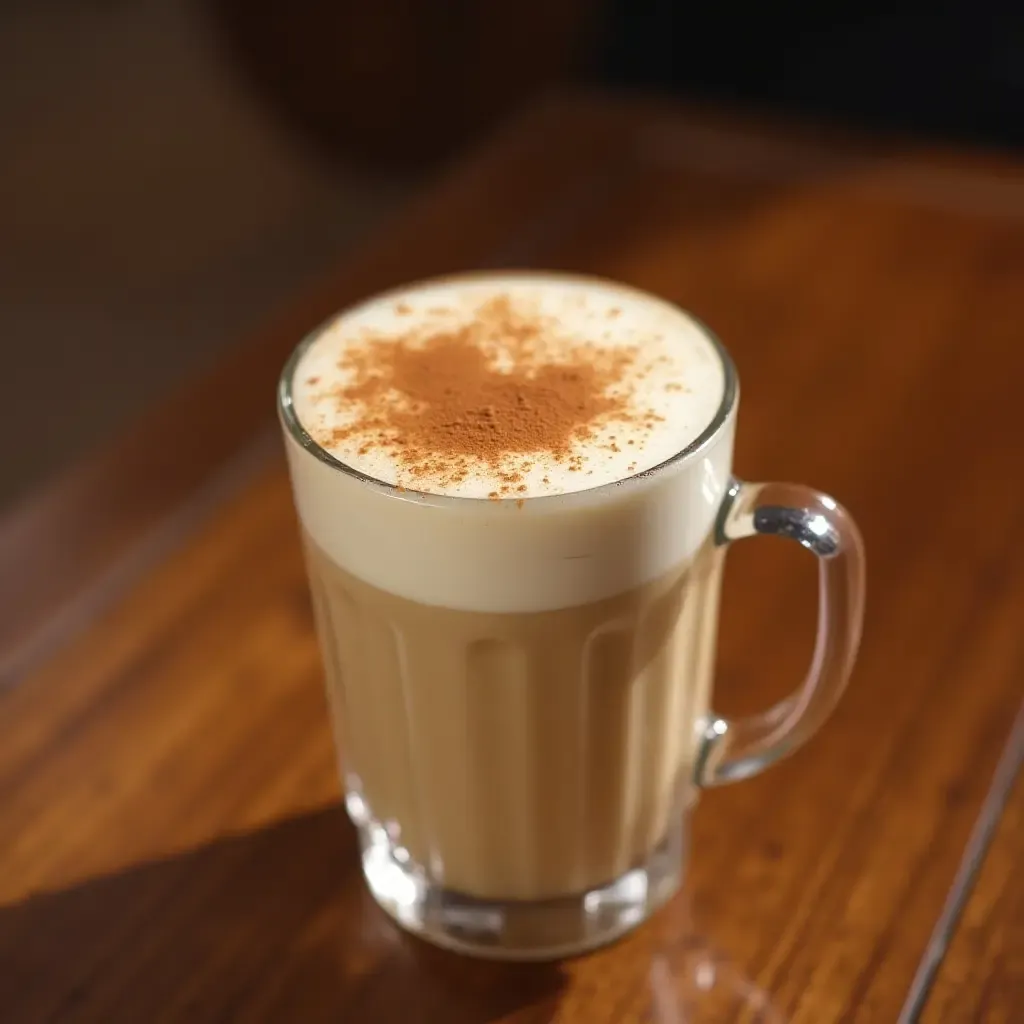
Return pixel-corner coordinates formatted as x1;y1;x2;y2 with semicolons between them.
278;273;865;959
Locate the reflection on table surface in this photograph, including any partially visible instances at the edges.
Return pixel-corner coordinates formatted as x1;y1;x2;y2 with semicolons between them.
645;941;785;1023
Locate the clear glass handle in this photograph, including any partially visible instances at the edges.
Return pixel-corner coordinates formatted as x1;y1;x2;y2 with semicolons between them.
694;478;866;786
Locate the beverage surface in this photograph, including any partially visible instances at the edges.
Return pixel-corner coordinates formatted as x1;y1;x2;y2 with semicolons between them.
292;275;726;499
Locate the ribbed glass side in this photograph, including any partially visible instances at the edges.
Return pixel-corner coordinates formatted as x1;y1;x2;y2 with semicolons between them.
304;531;722;905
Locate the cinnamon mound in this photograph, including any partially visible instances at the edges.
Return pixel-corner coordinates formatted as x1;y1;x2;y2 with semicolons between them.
325;296;652;494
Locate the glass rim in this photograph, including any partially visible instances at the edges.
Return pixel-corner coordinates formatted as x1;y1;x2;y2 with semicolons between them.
277;271;739;510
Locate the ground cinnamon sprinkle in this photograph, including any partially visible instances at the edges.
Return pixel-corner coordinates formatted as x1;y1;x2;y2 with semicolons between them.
321;295;644;492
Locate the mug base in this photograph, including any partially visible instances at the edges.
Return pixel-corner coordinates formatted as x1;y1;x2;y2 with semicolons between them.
358;817;684;961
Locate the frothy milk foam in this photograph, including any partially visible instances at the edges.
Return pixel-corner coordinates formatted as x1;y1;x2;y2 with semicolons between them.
283;274;734;614
293;276;724;498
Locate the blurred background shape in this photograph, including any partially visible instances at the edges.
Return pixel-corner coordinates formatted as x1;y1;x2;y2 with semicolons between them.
2;0;1020;509
208;0;595;172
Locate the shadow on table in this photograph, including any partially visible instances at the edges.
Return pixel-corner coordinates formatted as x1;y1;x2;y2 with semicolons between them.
0;804;566;1023
0;803;785;1022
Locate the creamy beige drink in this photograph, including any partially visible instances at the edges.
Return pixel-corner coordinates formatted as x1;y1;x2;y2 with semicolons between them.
281;273;735;953
304;532;723;901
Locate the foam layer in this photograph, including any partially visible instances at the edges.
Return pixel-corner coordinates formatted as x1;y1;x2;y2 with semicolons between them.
281;274;737;613
292;275;725;499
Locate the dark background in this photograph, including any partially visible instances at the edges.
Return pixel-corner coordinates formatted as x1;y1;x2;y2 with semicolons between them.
598;3;1024;150
210;0;1024;170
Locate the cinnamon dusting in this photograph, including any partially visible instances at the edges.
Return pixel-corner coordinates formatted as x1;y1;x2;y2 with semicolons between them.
316;295;654;493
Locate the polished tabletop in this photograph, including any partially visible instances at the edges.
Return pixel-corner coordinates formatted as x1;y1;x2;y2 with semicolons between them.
1;93;1022;1023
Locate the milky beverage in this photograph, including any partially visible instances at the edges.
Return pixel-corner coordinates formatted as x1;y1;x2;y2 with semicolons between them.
283;274;733;902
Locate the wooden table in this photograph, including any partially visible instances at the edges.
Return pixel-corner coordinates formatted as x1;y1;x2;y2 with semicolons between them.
920;733;1024;1024
2;93;1023;1023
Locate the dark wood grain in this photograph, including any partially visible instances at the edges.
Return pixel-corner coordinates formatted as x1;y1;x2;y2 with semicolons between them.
2;93;1024;1023
919;722;1024;1024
